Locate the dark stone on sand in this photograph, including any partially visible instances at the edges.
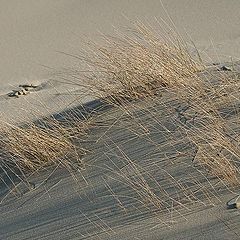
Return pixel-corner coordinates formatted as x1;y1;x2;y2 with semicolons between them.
19;84;38;88
227;195;240;209
7;88;29;97
219;65;232;71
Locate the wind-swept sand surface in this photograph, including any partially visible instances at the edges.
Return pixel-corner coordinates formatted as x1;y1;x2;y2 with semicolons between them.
0;65;240;239
0;1;240;239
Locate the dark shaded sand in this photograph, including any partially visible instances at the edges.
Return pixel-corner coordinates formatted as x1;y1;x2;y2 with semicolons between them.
0;65;239;239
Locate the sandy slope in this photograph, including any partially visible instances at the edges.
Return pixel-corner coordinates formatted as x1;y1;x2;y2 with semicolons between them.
0;67;240;239
0;1;240;239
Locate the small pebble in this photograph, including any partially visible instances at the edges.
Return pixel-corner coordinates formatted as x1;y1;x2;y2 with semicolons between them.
219;65;232;71
22;89;29;95
227;195;240;209
7;86;30;98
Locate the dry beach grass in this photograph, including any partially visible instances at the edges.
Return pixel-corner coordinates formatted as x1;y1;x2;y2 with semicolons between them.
0;23;240;238
68;23;240;187
0;114;90;196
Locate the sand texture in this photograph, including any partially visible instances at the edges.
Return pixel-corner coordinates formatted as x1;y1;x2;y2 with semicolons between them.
0;67;240;239
0;1;240;239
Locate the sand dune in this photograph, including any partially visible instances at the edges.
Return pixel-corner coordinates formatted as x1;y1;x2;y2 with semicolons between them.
0;67;240;239
0;1;240;240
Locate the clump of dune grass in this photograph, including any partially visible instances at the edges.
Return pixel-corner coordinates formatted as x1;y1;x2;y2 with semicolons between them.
177;68;240;186
63;23;202;104
0;117;88;175
68;23;239;188
55;22;240;195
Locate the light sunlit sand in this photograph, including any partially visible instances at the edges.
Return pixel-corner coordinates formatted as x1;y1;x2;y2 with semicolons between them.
0;1;240;239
